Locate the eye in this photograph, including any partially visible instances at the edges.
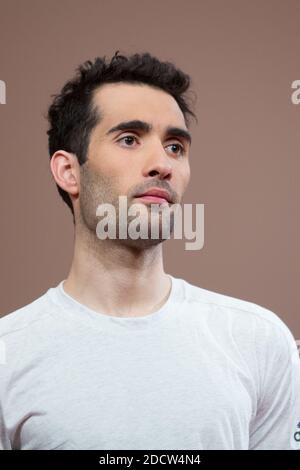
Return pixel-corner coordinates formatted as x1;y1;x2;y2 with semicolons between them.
117;135;138;146
166;142;185;156
116;135;186;156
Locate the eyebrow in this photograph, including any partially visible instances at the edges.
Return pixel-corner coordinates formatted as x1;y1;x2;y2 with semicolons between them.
106;119;192;145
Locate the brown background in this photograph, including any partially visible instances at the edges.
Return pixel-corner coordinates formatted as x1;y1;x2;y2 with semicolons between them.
0;0;299;338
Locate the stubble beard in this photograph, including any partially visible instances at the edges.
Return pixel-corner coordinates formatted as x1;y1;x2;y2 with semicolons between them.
78;164;175;250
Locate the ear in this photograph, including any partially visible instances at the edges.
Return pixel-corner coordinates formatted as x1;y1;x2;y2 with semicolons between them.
50;150;80;198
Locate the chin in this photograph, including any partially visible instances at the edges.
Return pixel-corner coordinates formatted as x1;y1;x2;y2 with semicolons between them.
114;222;174;249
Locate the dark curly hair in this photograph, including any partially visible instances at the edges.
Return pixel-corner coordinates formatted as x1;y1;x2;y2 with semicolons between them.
46;51;197;216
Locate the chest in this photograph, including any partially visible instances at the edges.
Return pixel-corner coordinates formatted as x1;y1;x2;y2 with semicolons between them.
10;328;255;449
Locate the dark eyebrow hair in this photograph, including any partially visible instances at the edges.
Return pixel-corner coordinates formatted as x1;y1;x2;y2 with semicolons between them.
106;119;192;145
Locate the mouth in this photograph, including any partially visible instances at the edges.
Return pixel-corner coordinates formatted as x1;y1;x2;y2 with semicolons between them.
134;188;173;204
134;195;170;204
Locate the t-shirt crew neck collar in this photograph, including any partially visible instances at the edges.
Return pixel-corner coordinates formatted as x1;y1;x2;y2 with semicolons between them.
47;274;182;331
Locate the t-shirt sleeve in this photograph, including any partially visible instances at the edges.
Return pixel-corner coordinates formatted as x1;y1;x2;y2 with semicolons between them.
249;314;300;450
0;337;12;450
0;404;11;450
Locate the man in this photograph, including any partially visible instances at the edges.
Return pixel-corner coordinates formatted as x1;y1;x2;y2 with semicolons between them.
0;51;299;450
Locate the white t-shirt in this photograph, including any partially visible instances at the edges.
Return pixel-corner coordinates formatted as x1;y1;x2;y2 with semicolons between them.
0;274;300;450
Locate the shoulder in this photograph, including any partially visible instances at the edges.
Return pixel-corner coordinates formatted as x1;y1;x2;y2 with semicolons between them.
177;276;297;352
0;291;54;341
0;289;60;385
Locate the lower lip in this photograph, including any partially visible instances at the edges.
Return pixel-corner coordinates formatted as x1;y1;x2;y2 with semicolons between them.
135;195;169;204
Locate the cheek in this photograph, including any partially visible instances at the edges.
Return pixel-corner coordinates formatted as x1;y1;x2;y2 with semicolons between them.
89;153;118;176
178;161;191;193
88;153;135;198
100;152;140;189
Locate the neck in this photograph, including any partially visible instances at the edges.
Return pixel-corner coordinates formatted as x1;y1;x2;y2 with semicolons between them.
63;225;171;318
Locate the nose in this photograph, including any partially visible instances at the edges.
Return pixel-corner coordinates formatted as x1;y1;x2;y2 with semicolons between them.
142;141;173;180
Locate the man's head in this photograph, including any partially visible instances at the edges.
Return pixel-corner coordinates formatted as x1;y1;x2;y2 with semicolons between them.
47;51;197;246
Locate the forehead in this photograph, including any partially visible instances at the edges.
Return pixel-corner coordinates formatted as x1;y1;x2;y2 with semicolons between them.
91;82;187;130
